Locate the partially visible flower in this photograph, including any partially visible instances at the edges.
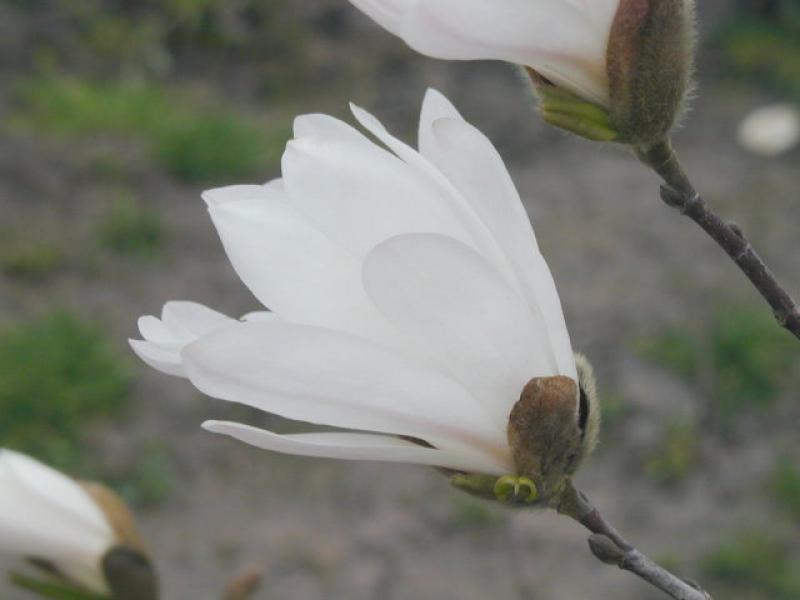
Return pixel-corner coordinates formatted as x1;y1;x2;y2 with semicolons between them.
0;449;152;598
737;103;800;157
132;90;599;503
348;0;695;145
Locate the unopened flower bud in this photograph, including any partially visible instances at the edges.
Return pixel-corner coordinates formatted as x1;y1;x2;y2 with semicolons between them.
606;0;696;145
0;449;158;599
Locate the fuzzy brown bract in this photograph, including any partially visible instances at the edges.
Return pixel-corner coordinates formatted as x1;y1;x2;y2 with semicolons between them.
607;0;696;145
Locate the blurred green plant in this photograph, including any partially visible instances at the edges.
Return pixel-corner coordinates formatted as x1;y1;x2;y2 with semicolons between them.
154;114;279;182
644;419;698;486
95;196;165;259
0;312;132;470
7;0;309;86
638;305;798;422
638;328;703;381
702;531;800;600
109;443;175;508
13;75;288;182
710;305;796;419
449;495;503;528
770;457;800;522
0;240;65;281
714;6;800;99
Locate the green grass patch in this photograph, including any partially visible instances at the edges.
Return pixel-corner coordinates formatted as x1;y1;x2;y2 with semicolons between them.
95;196;165;259
13;75;288;182
0;312;132;470
644;419;697;486
770;457;800;522
638;305;798;422
0;240;65;281
702;531;800;600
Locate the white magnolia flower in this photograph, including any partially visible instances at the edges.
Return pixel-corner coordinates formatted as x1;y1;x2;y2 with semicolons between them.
737;104;800;157
350;0;620;107
348;1;696;145
132;90;594;499
0;449;115;594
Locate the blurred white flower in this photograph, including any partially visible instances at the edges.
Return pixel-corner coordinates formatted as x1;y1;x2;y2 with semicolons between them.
132;89;577;478
0;449;115;595
350;0;620;107
737;103;800;157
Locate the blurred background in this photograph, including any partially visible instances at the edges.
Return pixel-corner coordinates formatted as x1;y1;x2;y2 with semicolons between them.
0;0;799;598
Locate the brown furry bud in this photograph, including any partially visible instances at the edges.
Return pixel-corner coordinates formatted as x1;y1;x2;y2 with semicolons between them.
607;0;695;145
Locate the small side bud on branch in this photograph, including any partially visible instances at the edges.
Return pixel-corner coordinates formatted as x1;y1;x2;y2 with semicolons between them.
588;534;626;565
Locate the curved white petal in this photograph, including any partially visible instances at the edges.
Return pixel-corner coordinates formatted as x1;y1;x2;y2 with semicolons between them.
203;422;508;475
131;302;275;377
419;88;463;155
0;450;112;593
419;98;576;380
350;0;617;105
363;233;562;426
181;320;509;463
203;183;401;345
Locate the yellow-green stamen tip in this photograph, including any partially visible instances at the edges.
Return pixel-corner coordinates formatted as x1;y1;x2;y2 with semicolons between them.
493;475;538;504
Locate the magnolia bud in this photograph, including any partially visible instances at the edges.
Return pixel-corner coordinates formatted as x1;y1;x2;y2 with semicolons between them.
606;0;695;145
533;0;695;145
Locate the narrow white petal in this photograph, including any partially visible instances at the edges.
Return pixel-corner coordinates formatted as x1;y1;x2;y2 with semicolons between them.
161;301;231;338
424;115;576;380
129;338;185;377
203;422;509;475
363;233;559;427
419;87;463;156
182;320;508;461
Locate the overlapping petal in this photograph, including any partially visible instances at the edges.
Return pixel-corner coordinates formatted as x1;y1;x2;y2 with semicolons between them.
182;320;510;466
418;90;576;380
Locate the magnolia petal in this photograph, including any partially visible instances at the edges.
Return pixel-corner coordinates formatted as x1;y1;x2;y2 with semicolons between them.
182;320;508;460
348;102;520;290
281;131;477;259
129;338;186;377
350;0;614;105
363;233;559;426
424;112;576;380
161;301;231;338
131;303;277;378
203;422;509;475
418;88;463;156
204;183;401;345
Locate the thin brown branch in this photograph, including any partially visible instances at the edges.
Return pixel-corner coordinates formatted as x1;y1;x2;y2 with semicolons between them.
556;480;712;600
635;138;800;341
